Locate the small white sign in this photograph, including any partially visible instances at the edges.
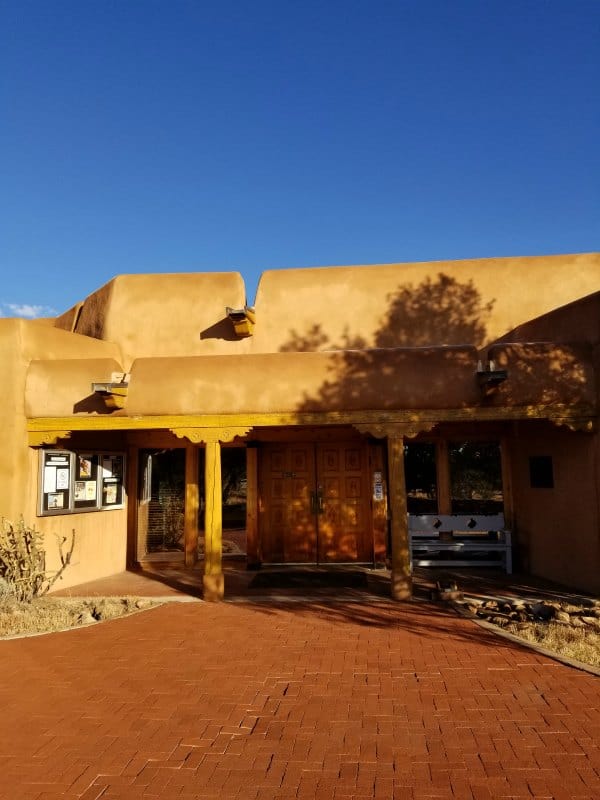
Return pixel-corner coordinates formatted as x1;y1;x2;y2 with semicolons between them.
56;468;69;490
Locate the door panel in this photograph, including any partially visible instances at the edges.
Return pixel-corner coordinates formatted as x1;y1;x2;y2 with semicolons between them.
317;443;372;563
260;444;317;562
259;441;373;564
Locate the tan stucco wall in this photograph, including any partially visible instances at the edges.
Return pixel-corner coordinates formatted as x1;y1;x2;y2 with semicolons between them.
56;272;248;369
1;321;119;519
25;358;124;417
487;342;596;409
250;253;600;353
51;253;600;360
0;320;125;588
497;291;600;346
0;321;28;522
26;342;595;419
510;423;600;594
125;347;482;415
23;449;127;590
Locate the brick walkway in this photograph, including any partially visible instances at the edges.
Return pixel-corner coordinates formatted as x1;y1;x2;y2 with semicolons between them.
1;599;599;799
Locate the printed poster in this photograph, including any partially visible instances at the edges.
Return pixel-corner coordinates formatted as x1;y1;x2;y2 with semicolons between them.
56;468;69;490
104;484;118;505
47;493;64;509
43;467;57;494
79;456;92;479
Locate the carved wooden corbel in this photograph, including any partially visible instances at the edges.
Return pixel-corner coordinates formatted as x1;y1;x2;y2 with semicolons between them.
549;417;596;434
353;420;436;440
28;430;73;447
170;426;254;444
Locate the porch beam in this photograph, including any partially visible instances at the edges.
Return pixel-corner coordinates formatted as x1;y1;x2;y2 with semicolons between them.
387;435;412;600
27;403;597;443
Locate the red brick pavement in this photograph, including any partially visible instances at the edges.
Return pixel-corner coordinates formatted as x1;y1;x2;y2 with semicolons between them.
0;599;599;799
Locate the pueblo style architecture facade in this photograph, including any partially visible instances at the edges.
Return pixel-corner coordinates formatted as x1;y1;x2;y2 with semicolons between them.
1;253;599;599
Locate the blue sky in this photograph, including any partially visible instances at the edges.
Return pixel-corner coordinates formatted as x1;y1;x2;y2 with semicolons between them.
1;0;599;317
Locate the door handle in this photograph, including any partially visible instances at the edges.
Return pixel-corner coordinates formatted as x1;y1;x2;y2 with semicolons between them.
310;491;325;515
317;491;324;514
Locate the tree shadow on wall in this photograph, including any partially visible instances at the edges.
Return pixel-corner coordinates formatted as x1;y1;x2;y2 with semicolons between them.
278;271;592;415
487;341;594;409
281;273;494;354
279;273;495;412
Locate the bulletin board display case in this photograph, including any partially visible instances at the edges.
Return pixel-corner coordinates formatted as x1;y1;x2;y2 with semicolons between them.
39;450;125;516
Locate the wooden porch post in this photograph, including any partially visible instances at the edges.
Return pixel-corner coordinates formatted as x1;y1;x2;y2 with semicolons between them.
387;434;412;600
126;445;139;568
169;426;253;601
203;439;224;601
184;443;200;567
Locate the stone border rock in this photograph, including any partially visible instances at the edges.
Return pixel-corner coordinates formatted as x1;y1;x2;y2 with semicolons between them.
450;598;600;677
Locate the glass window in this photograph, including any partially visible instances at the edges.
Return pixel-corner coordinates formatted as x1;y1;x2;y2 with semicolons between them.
139;449;185;553
449;441;503;514
221;448;247;529
404;443;438;513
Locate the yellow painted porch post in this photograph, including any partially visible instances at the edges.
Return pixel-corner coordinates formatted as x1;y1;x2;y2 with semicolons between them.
126;445;139;568
184;443;200;567
387;434;412;600
203;439;224;601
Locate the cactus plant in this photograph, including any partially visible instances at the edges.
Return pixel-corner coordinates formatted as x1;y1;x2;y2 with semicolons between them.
0;518;75;602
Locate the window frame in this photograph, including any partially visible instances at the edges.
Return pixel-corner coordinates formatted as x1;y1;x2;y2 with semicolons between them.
38;449;126;516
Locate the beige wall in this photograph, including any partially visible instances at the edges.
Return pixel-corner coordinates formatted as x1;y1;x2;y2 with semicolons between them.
250;253;600;352
24;449;127;591
1;320;120;520
497;290;600;345
125;347;481;415
0;320;126;589
56;272;248;368
25;341;595;419
25;358;125;418
487;342;596;409
51;253;600;360
510;422;600;594
0;321;29;522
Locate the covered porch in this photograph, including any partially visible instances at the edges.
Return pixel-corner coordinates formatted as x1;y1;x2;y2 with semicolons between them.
26;337;597;598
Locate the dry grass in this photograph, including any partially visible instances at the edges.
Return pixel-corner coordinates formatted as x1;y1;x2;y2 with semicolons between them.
2;590;599;671
504;619;600;667
0;596;159;638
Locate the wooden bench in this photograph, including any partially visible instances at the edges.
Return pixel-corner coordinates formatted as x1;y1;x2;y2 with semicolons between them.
408;513;512;573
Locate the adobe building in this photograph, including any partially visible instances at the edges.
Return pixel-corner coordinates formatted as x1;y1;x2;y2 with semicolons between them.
1;252;598;600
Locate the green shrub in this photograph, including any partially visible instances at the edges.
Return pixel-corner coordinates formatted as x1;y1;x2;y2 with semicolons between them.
0;518;75;603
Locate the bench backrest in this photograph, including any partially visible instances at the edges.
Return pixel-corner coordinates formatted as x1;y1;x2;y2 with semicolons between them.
408;513;506;533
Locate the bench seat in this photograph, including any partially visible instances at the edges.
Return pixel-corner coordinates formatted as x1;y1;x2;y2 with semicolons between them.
409;513;512;573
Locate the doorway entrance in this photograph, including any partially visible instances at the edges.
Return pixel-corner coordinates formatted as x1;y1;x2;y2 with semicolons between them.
259;441;374;564
137;448;186;559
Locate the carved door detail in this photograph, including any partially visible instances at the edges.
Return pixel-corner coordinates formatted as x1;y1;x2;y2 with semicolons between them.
259;442;373;564
259;444;317;563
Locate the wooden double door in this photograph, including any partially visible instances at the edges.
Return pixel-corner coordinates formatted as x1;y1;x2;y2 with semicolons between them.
259;441;374;564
